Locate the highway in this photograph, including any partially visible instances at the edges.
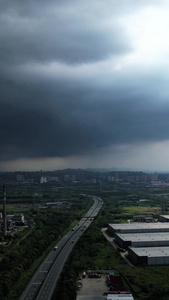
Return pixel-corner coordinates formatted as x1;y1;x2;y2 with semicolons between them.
19;196;103;300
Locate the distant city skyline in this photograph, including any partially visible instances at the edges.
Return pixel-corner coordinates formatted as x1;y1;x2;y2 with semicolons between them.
1;168;168;184
1;1;169;172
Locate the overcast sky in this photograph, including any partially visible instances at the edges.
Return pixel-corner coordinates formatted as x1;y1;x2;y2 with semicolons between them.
1;0;169;172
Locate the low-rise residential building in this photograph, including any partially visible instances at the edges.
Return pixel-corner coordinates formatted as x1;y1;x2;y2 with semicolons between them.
133;215;153;222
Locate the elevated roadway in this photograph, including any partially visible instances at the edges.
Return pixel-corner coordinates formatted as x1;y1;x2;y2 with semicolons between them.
19;195;103;300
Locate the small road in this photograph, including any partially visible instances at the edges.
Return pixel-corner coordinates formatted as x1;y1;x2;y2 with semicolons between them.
16;227;34;246
19;196;103;300
102;228;134;267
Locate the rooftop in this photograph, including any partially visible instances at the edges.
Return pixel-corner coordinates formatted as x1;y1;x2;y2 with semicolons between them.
116;232;169;242
129;246;169;257
109;222;169;231
160;215;169;219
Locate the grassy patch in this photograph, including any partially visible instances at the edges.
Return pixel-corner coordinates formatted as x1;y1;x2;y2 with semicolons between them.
122;206;161;215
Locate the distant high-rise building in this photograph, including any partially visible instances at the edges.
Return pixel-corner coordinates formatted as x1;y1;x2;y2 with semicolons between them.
16;174;25;182
64;175;70;182
40;176;47;184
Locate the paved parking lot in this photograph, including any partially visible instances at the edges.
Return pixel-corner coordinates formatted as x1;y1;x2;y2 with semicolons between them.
77;274;108;296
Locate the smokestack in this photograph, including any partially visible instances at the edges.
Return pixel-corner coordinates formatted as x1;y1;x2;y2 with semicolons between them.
2;185;7;237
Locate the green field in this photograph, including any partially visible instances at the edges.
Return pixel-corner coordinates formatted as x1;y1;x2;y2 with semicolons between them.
122;205;161;215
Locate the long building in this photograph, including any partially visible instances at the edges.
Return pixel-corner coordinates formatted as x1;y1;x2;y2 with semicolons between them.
114;232;169;248
128;246;169;266
108;223;169;234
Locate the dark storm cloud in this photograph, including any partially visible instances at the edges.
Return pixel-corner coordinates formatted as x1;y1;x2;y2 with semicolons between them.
1;67;169;161
0;0;169;162
0;0;131;66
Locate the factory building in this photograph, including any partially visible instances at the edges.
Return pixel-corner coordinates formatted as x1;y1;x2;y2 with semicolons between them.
108;223;169;234
12;214;25;225
108;220;169;266
133;215;153;222
114;232;169;248
128;246;169;266
158;215;169;222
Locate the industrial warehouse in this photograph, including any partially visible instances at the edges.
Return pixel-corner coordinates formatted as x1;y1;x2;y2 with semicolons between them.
108;219;169;266
108;222;169;234
128;246;169;266
114;232;169;248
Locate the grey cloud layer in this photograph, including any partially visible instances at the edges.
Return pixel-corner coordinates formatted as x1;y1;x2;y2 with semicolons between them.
0;1;130;65
1;70;169;161
0;0;169;161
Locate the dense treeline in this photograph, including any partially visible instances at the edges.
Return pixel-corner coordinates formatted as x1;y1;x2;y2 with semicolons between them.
0;208;80;300
0;188;94;207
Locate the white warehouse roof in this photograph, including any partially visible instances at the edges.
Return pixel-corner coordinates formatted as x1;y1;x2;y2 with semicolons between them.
128;246;169;265
108;222;169;233
116;232;169;243
129;246;169;258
